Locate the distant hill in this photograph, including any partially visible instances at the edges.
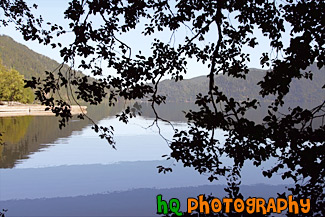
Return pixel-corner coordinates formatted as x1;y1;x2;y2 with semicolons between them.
0;35;65;79
0;35;92;103
158;65;325;104
1;35;324;105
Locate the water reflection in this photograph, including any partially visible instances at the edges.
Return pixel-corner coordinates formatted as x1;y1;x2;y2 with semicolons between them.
0;100;322;168
13;117;177;168
0;102;126;168
0;116;33;144
0;101;301;215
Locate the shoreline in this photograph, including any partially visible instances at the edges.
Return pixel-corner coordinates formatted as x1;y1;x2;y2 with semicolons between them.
0;104;87;117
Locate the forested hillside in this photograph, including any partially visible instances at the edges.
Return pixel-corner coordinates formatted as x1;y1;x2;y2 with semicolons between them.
1;35;324;105
158;65;324;104
0;35;90;104
0;35;62;79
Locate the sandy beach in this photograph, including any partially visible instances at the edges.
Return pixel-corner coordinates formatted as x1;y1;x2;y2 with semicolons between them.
0;104;87;117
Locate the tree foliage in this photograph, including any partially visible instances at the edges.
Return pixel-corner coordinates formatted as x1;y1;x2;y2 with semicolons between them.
0;62;34;103
1;0;324;216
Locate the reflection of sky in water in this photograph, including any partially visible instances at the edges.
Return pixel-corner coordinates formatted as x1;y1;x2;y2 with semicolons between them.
11;115;290;184
14;117;195;168
1;116;294;201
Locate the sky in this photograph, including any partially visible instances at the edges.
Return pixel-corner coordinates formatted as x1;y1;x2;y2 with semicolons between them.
0;0;291;79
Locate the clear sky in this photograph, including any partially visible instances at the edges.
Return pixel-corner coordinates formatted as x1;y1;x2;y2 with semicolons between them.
0;0;290;79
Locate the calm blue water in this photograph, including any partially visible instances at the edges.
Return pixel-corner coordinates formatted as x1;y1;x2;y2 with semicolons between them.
0;112;292;216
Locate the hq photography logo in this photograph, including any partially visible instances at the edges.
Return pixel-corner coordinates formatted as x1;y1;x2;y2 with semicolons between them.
156;195;310;216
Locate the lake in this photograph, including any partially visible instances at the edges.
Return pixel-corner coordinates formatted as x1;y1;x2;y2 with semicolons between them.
0;102;292;216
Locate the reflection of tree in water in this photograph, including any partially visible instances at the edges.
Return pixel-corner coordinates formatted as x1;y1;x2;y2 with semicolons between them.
0;116;33;144
0;102;126;168
0;116;35;167
0;133;3;162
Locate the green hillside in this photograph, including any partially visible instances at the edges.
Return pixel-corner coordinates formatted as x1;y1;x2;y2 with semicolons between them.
0;35;91;104
158;66;324;105
0;35;63;79
0;35;323;106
